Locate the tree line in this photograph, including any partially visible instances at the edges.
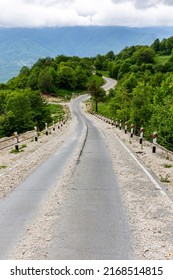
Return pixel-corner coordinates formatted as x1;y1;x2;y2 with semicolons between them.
1;36;173;151
0;55;105;137
93;37;173;151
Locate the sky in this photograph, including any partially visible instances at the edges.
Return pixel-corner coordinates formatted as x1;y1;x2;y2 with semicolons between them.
0;0;173;28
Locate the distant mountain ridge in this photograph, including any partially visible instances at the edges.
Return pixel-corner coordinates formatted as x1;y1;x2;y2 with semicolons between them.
0;26;173;82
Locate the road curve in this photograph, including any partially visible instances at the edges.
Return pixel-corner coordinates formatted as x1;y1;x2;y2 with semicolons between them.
102;76;117;93
0;95;132;259
0;96;86;259
49;97;132;259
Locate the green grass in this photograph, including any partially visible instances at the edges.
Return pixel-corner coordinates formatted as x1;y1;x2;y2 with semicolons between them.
155;55;171;65
163;163;172;168
54;89;73;99
54;88;84;100
89;74;104;87
92;102;113;118
47;103;65;123
0;165;7;169
160;174;170;183
10;143;27;154
99;70;110;78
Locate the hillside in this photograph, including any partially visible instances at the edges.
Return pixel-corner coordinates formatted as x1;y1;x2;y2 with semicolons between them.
1;26;173;82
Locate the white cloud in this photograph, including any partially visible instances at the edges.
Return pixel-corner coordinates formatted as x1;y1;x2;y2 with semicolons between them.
0;0;173;27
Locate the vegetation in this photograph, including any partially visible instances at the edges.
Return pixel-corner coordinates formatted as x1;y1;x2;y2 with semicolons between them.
0;54;107;138
0;89;51;137
92;37;173;151
47;104;65;124
1;35;173;153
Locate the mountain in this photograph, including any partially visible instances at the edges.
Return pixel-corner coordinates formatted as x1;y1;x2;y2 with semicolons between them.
0;26;173;83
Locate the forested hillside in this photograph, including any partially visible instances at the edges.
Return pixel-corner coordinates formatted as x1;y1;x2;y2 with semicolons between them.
0;55;101;137
1;35;173;152
1;26;173;82
94;37;173;151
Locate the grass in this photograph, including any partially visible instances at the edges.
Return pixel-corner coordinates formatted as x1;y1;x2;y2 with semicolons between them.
10;144;27;154
0;165;7;169
54;88;84;100
99;70;110;78
47;103;65;124
160;174;170;183
155;55;171;65
92;101;113;119
163;163;172;168
89;74;105;87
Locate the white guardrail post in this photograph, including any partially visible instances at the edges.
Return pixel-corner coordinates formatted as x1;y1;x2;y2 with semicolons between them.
125;122;127;134
34;126;38;141
140;127;144;149
152;131;157;153
13;131;19;151
45;123;49;135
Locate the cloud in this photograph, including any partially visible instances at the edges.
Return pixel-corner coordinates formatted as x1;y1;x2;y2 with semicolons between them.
111;0;173;9
0;0;173;27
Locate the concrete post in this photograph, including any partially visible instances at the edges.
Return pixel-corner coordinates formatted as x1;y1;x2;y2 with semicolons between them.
53;121;55;131
45;123;48;135
119;120;122;130
13;132;19;151
34;126;38;141
140;127;144;144
115;119;118;128
130;124;134;138
125;122;128;134
140;127;144;149
152;131;157;153
130;124;134;143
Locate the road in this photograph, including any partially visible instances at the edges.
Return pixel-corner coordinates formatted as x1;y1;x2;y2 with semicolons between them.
49;97;132;259
0;95;132;259
102;76;117;93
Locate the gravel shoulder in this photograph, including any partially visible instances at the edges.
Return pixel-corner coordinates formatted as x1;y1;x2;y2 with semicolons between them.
1;98;173;259
88;113;173;260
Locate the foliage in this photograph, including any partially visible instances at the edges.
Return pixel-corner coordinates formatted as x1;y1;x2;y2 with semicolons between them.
88;80;105;112
47;104;65;124
0;89;52;137
6;55;93;96
93;36;173;151
2;36;173;151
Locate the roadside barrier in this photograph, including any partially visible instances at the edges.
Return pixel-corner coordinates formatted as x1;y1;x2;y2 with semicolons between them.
119;120;122;130
13;132;19;151
92;113;173;158
125;122;127;134
34;126;38;141
152;131;157;153
0;116;70;151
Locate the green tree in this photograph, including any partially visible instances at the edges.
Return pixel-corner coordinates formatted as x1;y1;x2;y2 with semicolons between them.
57;65;76;90
38;69;54;93
149;95;173;150
27;90;52;129
130;82;153;133
133;46;155;65
75;66;88;89
88;80;105;112
5;90;33;133
109;85;132;121
151;38;160;53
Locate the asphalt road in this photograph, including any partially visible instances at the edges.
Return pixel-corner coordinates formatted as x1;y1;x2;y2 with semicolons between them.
49;97;132;259
0;96;132;259
102;76;117;93
0;96;86;259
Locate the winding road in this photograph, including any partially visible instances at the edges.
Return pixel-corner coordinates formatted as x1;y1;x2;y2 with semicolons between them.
0;90;133;259
102;76;117;93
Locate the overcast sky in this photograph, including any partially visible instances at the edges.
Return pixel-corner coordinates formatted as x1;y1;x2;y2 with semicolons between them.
1;0;173;28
